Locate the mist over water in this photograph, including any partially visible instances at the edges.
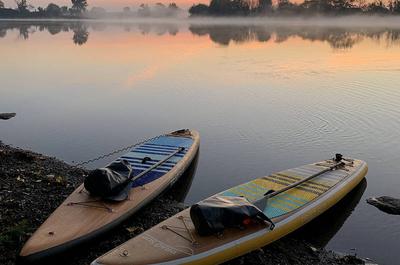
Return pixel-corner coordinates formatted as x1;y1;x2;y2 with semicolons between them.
1;17;400;264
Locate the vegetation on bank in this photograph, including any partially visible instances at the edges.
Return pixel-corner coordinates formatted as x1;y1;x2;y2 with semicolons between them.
0;0;183;19
189;0;400;16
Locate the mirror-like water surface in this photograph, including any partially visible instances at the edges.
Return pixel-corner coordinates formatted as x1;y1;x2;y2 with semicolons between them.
1;19;400;264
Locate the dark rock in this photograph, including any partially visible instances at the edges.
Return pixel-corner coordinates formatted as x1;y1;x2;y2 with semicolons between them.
13;150;36;162
367;196;400;215
339;254;365;264
0;113;16;120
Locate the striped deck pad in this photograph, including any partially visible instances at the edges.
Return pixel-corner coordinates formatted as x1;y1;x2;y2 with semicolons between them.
118;135;194;187
221;162;349;218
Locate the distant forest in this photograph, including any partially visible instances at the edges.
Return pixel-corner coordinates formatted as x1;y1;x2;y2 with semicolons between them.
1;0;400;18
190;0;400;16
0;0;88;18
0;0;182;18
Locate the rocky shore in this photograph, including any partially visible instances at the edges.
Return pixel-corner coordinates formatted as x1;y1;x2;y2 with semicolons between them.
0;142;367;265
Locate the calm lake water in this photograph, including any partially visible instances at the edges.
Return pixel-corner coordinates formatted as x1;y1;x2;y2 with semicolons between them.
1;18;400;264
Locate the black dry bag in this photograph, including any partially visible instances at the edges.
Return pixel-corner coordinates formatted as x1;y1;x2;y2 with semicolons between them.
190;196;275;236
84;159;133;199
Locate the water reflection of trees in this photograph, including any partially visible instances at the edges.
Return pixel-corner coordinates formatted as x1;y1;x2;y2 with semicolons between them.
72;24;89;45
1;21;400;49
189;24;400;49
0;21;90;45
0;28;6;38
0;21;180;45
136;23;179;35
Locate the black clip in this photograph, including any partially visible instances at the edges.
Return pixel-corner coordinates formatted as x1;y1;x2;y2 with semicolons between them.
335;153;343;162
142;157;151;164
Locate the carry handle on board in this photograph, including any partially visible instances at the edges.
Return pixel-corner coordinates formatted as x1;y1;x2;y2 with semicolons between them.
254;154;345;209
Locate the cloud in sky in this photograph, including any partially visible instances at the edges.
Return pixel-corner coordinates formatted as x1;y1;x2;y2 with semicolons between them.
2;0;209;10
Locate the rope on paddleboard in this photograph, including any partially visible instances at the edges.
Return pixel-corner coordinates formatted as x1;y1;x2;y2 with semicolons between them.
161;216;197;245
66;200;114;212
72;134;166;168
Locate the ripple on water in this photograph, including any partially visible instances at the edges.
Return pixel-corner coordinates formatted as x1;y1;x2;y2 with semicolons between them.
271;77;400;154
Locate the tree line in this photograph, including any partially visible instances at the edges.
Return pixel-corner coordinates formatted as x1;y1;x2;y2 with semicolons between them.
0;1;182;18
135;3;182;17
189;0;400;16
0;0;88;18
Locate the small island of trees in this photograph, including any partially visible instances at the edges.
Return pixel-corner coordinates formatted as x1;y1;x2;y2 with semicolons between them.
189;0;400;16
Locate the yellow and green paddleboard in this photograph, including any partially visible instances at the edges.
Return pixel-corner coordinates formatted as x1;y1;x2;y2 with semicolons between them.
92;157;368;265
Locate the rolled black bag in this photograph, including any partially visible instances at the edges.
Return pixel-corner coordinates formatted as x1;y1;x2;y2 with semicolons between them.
84;159;133;199
190;196;275;236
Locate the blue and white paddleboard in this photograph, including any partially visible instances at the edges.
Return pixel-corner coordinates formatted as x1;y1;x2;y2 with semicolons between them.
19;129;200;263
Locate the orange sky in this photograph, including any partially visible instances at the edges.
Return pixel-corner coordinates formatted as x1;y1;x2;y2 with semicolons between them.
2;0;210;10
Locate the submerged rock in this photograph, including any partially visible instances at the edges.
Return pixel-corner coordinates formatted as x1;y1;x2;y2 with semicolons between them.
0;113;16;120
367;196;400;215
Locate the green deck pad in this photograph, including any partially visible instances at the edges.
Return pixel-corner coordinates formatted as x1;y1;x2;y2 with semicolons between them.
221;163;349;218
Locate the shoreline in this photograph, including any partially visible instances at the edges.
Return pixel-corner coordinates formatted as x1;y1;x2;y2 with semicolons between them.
2;15;400;27
0;142;368;265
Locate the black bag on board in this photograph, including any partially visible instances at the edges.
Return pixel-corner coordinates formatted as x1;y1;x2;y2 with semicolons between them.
190;196;275;236
84;159;133;200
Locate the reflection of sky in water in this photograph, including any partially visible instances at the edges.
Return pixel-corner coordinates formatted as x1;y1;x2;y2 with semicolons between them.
1;21;400;264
